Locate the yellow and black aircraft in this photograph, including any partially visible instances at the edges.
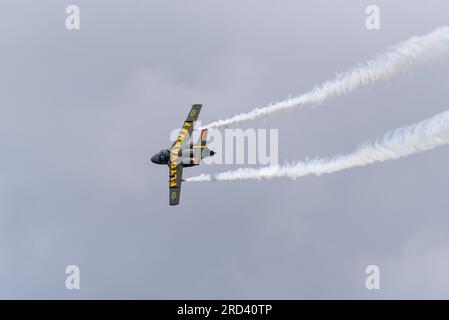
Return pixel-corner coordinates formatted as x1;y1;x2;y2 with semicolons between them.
151;104;215;205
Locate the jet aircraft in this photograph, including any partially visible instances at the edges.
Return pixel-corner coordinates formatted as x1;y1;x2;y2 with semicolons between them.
151;104;215;205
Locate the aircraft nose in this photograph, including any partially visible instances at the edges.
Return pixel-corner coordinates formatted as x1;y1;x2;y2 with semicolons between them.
151;154;159;164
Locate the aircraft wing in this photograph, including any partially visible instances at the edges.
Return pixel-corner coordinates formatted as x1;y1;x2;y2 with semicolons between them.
170;104;202;151
168;104;201;205
169;160;183;206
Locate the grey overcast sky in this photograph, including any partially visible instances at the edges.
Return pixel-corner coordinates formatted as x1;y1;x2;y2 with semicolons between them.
1;0;449;299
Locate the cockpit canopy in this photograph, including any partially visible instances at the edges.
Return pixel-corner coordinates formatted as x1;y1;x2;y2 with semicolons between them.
159;149;170;162
151;149;170;164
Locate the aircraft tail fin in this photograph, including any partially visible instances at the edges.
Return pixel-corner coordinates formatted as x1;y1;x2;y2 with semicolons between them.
199;129;208;147
192;129;214;162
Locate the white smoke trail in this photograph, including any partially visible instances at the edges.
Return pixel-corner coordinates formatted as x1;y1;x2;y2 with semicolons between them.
188;109;449;182
203;26;449;129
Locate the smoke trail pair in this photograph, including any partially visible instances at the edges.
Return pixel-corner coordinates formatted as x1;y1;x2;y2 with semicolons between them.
187;109;449;182
203;26;449;130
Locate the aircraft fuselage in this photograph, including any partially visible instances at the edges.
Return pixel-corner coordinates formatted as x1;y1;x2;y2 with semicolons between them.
151;147;215;167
